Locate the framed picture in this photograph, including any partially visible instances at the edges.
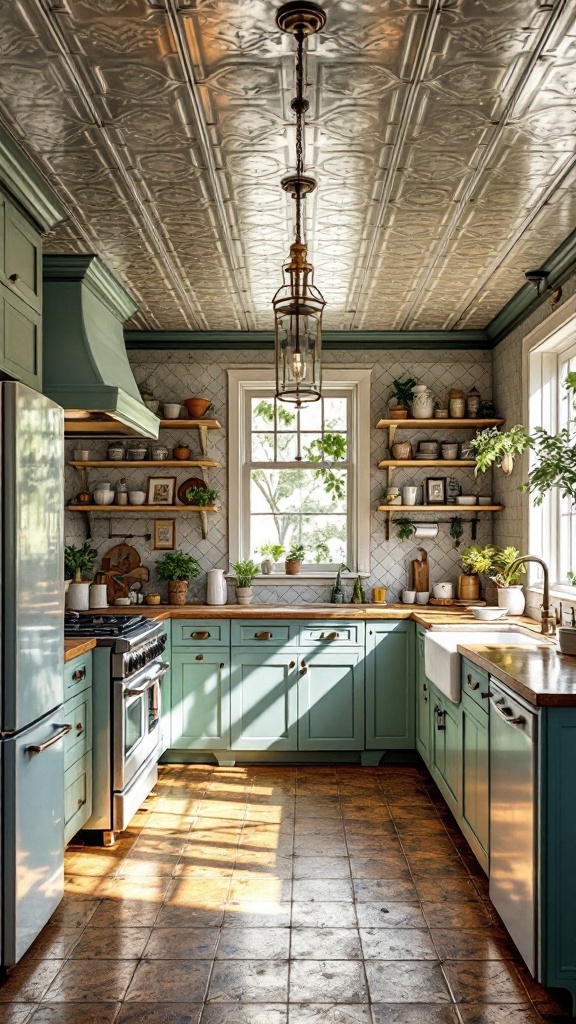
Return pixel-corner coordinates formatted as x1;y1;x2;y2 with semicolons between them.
425;477;447;505
153;519;176;550
146;476;176;506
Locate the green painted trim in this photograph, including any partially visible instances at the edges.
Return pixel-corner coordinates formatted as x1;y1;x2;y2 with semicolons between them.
487;228;576;347
124;329;490;351
0;125;66;232
43;254;138;321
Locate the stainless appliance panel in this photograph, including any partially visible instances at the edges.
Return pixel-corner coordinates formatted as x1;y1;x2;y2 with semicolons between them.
489;679;538;976
113;661;168;792
113;755;158;833
2;708;67;964
2;383;64;732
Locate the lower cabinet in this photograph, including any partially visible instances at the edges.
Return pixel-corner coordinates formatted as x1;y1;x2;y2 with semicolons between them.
461;692;489;869
431;691;461;815
365;621;414;749
63;653;93;845
415;628;431;761
230;652;298;750
170;649;230;749
159;620;172;757
298;650;364;750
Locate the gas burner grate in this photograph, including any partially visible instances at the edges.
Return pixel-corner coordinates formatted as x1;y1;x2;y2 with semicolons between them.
64;613;148;638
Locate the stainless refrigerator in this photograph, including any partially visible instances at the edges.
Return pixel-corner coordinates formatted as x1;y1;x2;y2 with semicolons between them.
1;382;65;965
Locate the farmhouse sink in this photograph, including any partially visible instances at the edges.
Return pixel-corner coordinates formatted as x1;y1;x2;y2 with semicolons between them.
424;628;548;703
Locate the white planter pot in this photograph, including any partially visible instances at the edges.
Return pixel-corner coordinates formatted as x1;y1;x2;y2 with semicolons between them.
497;585;525;616
411;385;435;419
206;569;227;605
236;586;253;606
261;558;274;575
67;581;91;611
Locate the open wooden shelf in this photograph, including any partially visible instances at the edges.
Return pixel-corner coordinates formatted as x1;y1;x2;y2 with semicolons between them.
378;459;476;469
377;504;504;513
67;505;218;513
69;460;220;469
159;419;221;429
376;418;505;430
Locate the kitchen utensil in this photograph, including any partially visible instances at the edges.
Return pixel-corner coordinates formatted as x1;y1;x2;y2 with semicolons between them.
441;444;459;459
73;448;92;461
402;590;416;604
177;477;208;505
76;491;92;505
184;398;211;418
458;573;481;600
143;398;160;414
449;396;465;418
466;386;481;418
128;490;146;505
100;544;150;604
434;409;449;418
114;597;131;606
411;548;430;593
429;597;455;606
414;525;439;538
163;402;182;419
173;444;191;460
478;496;493;505
93;489;114;505
469;606;508;620
433;582;454;599
415;453;438;460
115;492;128;505
402;486;418;506
416;592;430;604
419;441;440;454
391;442;412;460
456;495;478;505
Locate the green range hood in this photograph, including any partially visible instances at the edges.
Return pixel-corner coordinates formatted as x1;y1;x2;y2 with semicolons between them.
42;255;159;439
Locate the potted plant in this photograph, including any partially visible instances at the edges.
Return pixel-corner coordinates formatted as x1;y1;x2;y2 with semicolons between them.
468;424;530;475
285;543;306;575
458;543;497;601
230;559;259;605
489;546;527;615
138;379;160;415
523;375;576;505
184;485;218;507
396;518;416;541
65;542;97;610
388;377;418;419
156;550;201;605
173;441;191;461
259;543;284;574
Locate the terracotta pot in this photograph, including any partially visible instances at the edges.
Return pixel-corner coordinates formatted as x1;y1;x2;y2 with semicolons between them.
392;442;412;460
173;446;191;460
185;398;211;418
390;407;408;420
457;573;480;601
168;580;189;605
285;559;302;575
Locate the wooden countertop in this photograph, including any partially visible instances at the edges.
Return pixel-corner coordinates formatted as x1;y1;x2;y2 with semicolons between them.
64;638;97;663
457;643;576;706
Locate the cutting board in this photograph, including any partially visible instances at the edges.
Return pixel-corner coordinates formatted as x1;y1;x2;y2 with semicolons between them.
100;544;149;604
411;548;430;593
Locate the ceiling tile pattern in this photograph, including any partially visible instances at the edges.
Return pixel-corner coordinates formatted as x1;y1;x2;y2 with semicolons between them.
1;0;576;331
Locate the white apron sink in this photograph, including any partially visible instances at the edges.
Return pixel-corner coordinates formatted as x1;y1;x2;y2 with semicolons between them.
424;628;548;703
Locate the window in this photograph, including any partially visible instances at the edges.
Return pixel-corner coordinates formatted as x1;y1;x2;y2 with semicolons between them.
228;368;371;577
557;347;576;584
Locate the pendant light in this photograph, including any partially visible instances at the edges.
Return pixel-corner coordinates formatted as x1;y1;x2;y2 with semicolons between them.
273;1;326;406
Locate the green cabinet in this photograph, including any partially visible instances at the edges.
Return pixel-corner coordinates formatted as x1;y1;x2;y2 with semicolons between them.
159;620;171;757
461;692;489;870
2;199;42;312
431;687;461;815
415;628;431;764
63;652;93;845
230;651;298;750
0;195;43;390
365;621;414;749
170;649;230;750
298;649;364;750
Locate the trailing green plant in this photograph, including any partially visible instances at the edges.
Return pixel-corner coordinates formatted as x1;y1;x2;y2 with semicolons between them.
156;551;201;582
396;518;416;541
567;571;576;586
305;433;347;502
489;546;526;587
230;559;259;588
65;542;98;582
460;544;498;576
468;425;530;475
138;379;156;401
286;543;306;563
389;377;418;410
313;541;330;563
185;485;218;507
522;375;576;505
449;516;464;548
260;543;285;561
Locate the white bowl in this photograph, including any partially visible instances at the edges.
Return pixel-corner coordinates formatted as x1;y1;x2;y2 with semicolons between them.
128;490;147;505
163;403;182;419
478;497;493;506
468;606;508;620
93;490;114;505
456;495;478;505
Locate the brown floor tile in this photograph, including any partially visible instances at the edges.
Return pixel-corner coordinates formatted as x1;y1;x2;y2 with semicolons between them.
0;1007;35;1024
365;961;451;1003
87;897;161;928
292;879;353;903
291;902;357;929
144;926;220;959
154;904;226;928
293;858;351;879
207;960;289;1003
69;926;150;959
26;925;82;960
223;902;291;928
125;960;212;1002
290;928;362;960
288;1006;372;1024
352;878;418;902
355;902;425;929
457;1008;548;1024
41;960;136;1002
228;878;291;903
165;877;232;905
288;960;368;1003
443;960;530;1004
116;1003;203;1024
294;821;346;837
371;1006;459;1024
0;961;64;1003
233;856;292;879
349;855;410;879
415;875;486;903
216;927;290;960
421;901;498;930
432;928;521;961
200;1005;287;1024
48;897;99;929
293;836;349;858
29;1005;121;1024
360;927;438;960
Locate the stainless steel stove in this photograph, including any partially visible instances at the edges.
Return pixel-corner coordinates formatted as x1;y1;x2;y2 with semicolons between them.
65;613;169;844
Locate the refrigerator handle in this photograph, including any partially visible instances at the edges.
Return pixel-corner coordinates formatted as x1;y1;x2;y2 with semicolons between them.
26;723;72;755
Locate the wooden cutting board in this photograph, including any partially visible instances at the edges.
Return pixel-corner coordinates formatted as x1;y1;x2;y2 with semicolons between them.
100;544;149;603
411;548;430;593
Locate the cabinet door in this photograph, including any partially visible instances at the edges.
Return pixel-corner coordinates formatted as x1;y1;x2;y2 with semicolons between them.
3;200;42;312
230;651;297;750
1;285;42;389
365;621;414;749
461;696;489;857
298;650;364;750
431;693;461;813
416;630;431;764
170;650;230;749
159;620;172;756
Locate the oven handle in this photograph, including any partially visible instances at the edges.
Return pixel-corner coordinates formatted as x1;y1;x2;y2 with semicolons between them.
124;662;170;698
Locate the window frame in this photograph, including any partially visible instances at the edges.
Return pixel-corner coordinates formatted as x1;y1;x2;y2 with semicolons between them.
227;367;371;582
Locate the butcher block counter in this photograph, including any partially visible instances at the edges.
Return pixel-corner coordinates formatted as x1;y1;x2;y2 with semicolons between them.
457;642;576;706
64;637;97;663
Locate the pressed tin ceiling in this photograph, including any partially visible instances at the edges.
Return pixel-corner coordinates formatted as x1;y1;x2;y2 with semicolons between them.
1;0;576;334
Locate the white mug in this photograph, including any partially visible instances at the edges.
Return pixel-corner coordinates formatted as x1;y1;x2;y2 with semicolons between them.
402;589;416;604
416;591;430;604
433;582;454;599
402;486;418;506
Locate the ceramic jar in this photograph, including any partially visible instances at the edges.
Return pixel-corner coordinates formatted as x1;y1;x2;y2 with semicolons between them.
107;443;126;461
150;443;169;461
466;386;481;418
168;580;188;605
458;574;480;601
163;402;182;420
497;586;526;615
127;443;147;461
449;390;465;418
93;485;114;505
206;569;227;605
411;384;435;419
392;441;412;460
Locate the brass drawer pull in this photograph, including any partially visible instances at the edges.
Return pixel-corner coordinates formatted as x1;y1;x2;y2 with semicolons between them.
195;654;204;661
220;662;225;669
76;723;83;734
466;674;479;691
8;273;19;284
77;797;86;809
300;659;308;676
254;631;273;640
191;631;211;640
72;667;87;683
320;631;339;641
289;660;296;669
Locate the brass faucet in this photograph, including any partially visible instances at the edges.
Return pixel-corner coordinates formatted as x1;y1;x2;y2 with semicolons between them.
509;555;556;636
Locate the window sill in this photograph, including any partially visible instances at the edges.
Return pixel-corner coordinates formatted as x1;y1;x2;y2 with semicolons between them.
225;572;370;586
529;585;576;601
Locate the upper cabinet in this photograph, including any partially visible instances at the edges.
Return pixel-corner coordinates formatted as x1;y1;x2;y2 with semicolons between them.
2;200;42;312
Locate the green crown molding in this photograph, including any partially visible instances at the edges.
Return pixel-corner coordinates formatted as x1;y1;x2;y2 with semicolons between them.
43;254;138;322
0;124;66;232
124;328;490;351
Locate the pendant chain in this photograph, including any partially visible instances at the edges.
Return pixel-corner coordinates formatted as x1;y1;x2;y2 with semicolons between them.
294;29;305;243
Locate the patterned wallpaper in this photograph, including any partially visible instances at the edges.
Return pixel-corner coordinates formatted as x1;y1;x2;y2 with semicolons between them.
65;347;494;605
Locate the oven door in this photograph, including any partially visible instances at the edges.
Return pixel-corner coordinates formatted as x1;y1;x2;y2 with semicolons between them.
113;661;169;792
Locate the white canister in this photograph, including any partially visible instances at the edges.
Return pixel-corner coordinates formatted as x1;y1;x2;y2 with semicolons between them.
67;581;90;611
163;402;182;420
416;591;430;604
206;568;227;605
411;385;435;419
402;486;418;506
89;584;108;609
402;589;416;604
432;582;454;599
497;586;526;616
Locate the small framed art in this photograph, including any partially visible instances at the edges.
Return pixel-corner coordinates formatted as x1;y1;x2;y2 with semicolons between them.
146;476;176;506
153;519;176;550
425;477;447;505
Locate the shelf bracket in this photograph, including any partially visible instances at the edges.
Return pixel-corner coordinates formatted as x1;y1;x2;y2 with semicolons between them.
471;515;479;542
199;510;208;540
198;425;208;457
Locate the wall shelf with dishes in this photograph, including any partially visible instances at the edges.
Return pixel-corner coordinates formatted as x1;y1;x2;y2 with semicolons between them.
66;504;218;540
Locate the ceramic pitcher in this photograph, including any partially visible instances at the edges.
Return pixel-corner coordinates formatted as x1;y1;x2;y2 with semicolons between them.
206;569;227;605
411;384;435;419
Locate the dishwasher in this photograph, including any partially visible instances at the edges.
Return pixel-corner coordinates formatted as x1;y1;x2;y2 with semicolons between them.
489;679;539;977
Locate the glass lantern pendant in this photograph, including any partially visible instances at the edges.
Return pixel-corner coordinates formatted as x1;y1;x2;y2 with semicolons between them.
274;1;326;407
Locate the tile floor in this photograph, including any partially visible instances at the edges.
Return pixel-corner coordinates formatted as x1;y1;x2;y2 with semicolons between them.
0;764;572;1023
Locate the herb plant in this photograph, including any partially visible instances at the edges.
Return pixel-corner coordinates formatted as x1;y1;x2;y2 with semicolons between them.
230;560;259;588
449;516;464;548
389;377;418;410
185;486;218;507
396;518;416;541
460;544;498;576
156;551;201;581
469;425;530;475
260;543;285;561
65;542;98;582
489;546;526;587
286;543;306;562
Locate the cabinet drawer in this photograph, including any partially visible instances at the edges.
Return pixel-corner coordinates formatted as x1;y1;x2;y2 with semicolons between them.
299;622;365;647
461;657;490;713
64;752;92;844
231;621;296;647
171;619;230;647
64;654;92;696
64;690;92;770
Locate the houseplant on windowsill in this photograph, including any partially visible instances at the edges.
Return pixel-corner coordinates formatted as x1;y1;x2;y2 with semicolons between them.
259;543;284;575
65;542;98;610
156;550;201;606
231;560;259;605
489;546;527;615
285;544;306;575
